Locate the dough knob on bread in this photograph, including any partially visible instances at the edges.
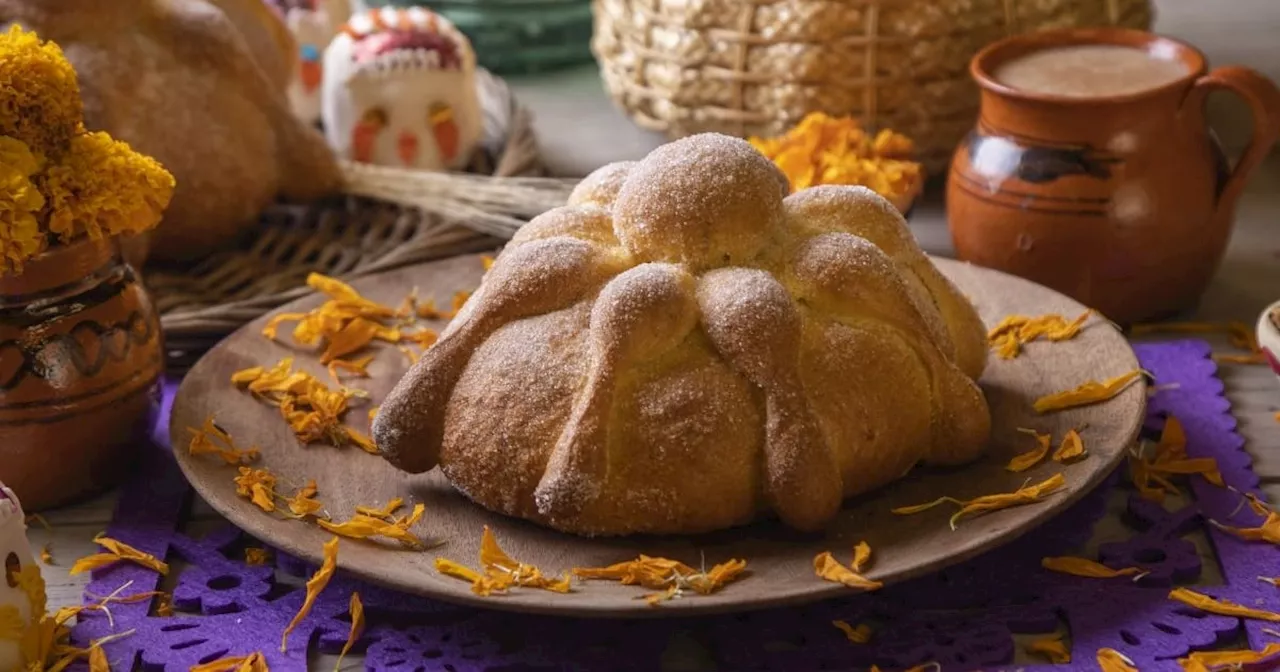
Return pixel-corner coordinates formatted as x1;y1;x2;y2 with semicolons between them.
534;263;698;523
612;134;788;269
696;267;841;531
373;237;624;472
568;161;635;210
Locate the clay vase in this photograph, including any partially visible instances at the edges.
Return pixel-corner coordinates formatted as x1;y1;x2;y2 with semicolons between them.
947;28;1280;324
0;238;164;510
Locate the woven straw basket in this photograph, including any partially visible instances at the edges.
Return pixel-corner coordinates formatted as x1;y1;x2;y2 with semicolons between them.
593;0;1153;171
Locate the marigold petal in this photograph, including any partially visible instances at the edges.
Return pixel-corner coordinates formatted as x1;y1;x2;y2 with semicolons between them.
1177;642;1280;671
1041;556;1143;579
1169;587;1280;621
435;557;483;584
813;551;882;591
1034;370;1143;413
1025;634;1070;663
1007;431;1052;472
832;620;872;644
336;592;365;670
1097;648;1139;672
281;537;339;652
1052;429;1087;463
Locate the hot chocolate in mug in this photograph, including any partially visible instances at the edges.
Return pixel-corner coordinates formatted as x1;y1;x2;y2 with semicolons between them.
947;28;1280;324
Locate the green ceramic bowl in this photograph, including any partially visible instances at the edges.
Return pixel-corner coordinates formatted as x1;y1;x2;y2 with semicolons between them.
363;0;593;74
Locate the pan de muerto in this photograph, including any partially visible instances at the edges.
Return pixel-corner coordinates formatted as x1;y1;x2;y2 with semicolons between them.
373;134;992;536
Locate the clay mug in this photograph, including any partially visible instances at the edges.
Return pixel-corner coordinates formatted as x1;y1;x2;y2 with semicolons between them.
0;238;164;510
947;28;1280;324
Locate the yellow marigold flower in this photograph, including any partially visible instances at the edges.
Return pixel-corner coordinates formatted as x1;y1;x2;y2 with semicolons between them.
0;24;84;156
0;135;46;274
39;131;175;243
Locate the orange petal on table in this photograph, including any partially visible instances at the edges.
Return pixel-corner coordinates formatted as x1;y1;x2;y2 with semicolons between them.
479;526;519;573
404;328;439;348
188;417;260;466
850;541;873;574
573;556;697;590
190;653;270;672
701;558;747;591
281;537;339;652
1150;459;1225;487
336;592;365;670
262;313;309;341
1169;587;1280;621
319;318;382;364
230;366;265;385
1052;429;1087;463
1097;648;1139;672
1213;507;1280;545
1033;370;1143;413
285;480;324;519
88;643;109;672
234;467;278;513
307;274;364;302
327;354;376;381
1007;430;1051;472
1178;642;1280;672
70;535;169;576
1041;556;1144;579
355;498;404;521
643;584;680;606
832;620;872;644
244;548;272;566
345;428;379;454
948;473;1066;529
435;557;483;584
813;551;882;591
1025;634;1070;663
318;514;425;548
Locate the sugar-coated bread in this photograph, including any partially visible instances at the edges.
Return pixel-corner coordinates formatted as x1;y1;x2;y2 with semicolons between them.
374;134;991;536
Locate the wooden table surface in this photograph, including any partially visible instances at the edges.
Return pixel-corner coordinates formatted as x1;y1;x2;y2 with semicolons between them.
28;0;1280;666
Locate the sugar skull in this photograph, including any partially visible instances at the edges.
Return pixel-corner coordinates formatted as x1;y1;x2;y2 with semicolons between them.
0;485;42;669
271;0;351;126
321;6;481;171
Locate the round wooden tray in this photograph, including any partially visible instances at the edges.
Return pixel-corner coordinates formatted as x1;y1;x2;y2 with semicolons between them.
171;253;1145;618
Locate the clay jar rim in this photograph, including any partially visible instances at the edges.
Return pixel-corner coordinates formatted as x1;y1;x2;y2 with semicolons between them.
0;236;117;297
971;27;1208;105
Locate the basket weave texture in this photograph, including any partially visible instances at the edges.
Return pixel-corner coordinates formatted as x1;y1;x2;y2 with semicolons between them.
149;70;576;371
593;0;1153;171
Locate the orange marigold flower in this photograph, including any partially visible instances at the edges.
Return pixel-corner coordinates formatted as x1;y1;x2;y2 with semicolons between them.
0;25;84;155
748;112;922;209
0;135;47;274
39;130;175;243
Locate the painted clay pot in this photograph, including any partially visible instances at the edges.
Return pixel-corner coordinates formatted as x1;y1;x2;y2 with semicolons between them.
947;28;1280;324
0;238;164;510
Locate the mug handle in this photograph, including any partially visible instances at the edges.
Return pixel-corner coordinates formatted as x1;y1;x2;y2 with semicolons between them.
1181;65;1280;215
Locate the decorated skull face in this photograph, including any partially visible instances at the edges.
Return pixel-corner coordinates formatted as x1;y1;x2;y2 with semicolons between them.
273;0;351;125
321;6;481;171
0;486;41;670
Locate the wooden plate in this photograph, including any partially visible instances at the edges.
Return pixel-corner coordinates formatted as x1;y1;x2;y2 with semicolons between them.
171;253;1144;618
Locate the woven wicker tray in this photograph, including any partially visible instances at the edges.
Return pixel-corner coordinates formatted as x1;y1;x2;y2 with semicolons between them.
149;70;575;372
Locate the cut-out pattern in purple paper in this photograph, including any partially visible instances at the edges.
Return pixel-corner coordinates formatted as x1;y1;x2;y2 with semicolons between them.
69;341;1278;671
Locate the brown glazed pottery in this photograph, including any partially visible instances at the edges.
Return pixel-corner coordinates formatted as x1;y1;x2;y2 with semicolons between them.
0;238;164;510
947;28;1280;324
